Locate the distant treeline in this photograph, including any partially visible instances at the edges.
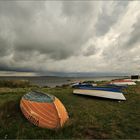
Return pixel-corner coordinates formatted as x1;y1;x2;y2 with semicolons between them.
0;80;31;88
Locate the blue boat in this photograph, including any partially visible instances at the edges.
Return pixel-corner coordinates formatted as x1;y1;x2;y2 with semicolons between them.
73;88;126;100
72;82;127;94
72;83;93;88
78;86;122;93
106;84;127;90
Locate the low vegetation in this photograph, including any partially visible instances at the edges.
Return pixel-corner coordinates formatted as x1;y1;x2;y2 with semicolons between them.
0;80;31;88
0;80;39;88
0;81;140;139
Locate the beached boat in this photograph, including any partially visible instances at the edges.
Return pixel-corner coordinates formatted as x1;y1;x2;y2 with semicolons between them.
106;84;127;93
20;91;69;129
71;82;96;88
110;79;136;86
77;86;123;92
73;89;126;100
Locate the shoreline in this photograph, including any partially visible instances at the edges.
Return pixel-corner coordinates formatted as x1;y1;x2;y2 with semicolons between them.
0;76;128;87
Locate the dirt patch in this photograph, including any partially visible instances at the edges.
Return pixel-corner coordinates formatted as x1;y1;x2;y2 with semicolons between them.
83;126;110;139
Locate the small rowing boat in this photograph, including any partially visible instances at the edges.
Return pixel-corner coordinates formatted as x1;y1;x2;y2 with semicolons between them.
73;88;126;100
110;79;136;86
20;91;69;129
71;83;94;88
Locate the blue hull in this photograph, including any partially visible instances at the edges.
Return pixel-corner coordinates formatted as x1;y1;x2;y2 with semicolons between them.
72;83;127;94
75;85;127;93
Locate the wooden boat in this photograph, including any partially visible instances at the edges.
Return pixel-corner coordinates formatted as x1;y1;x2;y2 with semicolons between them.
73;89;126;100
20;91;69;129
110;79;136;86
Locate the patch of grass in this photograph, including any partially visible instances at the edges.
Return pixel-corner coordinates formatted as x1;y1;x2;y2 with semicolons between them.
0;84;140;139
0;80;39;88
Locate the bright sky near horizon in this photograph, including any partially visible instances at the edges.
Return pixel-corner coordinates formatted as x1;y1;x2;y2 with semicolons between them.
0;1;140;76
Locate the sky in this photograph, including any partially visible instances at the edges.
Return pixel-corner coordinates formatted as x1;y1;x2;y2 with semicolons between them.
0;1;140;76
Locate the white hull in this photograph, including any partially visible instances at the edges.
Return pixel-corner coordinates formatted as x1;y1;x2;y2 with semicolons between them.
131;79;140;82
110;82;136;86
73;89;126;100
124;78;140;82
92;83;97;86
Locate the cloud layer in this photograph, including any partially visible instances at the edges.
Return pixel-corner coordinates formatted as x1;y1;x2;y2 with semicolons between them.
0;1;140;75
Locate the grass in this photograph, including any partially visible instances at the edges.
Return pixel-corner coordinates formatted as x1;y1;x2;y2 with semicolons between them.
0;80;39;88
0;82;140;139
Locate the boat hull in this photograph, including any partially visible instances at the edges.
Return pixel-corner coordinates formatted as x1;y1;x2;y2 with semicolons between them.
73;89;126;100
110;82;136;86
110;79;136;86
20;91;69;129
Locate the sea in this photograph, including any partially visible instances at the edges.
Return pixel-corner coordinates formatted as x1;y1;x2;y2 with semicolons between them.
0;76;128;87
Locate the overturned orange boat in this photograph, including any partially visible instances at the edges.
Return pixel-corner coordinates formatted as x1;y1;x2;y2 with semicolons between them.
20;91;69;129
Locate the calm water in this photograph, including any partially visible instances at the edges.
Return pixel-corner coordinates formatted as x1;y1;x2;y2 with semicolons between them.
0;76;127;87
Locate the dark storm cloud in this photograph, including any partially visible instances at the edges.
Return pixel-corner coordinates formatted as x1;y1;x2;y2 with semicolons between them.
0;1;95;62
0;60;35;72
13;41;73;61
0;1;97;74
0;1;140;75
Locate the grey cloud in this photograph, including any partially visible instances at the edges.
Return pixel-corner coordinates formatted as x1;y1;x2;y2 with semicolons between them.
61;1;95;18
13;41;73;61
0;38;9;56
0;56;32;72
0;1;140;75
0;65;34;73
0;1;45;20
0;1;96;73
102;38;140;73
95;1;128;36
124;16;140;48
0;1;95;60
83;44;98;56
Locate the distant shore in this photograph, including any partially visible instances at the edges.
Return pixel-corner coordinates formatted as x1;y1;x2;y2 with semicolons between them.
0;76;128;87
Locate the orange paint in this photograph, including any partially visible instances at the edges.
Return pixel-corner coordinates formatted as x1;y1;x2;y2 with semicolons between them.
20;91;69;129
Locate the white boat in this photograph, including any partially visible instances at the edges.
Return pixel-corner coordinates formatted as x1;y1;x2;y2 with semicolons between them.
131;79;140;82
110;82;136;86
110;79;136;86
73;89;126;100
92;83;97;86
